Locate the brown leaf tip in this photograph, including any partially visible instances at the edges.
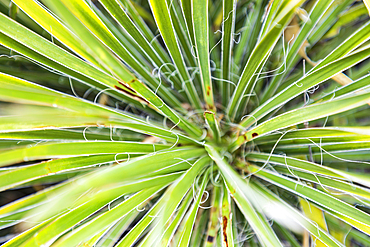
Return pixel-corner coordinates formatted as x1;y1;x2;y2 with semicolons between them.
222;216;228;246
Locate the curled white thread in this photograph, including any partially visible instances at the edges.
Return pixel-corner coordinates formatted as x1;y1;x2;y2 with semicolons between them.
240;114;258;128
94;88;113;104
245;131;288;178
114;153;130;164
83;127;89;141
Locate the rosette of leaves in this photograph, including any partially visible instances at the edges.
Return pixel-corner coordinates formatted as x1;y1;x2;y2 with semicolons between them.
0;0;370;246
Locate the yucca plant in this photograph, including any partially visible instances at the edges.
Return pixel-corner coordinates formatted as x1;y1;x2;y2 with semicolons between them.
1;0;370;246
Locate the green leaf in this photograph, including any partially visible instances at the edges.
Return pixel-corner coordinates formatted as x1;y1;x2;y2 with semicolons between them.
29;147;206;225
220;0;236;105
240;46;370;130
0;128;142;142
253;126;370;145
205;145;284;246
220;184;234;247
192;0;215;110
227;0;304;119
261;0;334;102
53;187;162;247
308;0;354;45
160;189;193;246
148;0;202;110
0;12;139;99
234;90;370;149
12;0;106;71
2;0;370;245
204;111;221;143
250;181;344;247
97;210;138;247
248;164;370;236
98;0;169;70
22;175;176;246
1;216;58;247
177;168;210;247
0;141;167;167
319;73;370;102
137;156;210;246
0;154;124;191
